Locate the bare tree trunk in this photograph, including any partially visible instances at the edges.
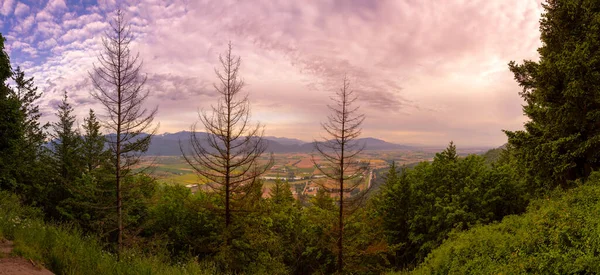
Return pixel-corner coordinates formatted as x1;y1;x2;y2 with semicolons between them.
89;9;157;258
181;42;273;238
116;128;122;254
312;76;367;273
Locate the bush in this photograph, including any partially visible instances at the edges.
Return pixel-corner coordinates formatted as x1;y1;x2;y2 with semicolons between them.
409;174;600;274
0;191;217;275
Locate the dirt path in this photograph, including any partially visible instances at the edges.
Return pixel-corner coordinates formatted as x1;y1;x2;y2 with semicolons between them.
0;239;53;275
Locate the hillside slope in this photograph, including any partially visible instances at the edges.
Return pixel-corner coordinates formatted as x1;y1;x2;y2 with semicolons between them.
409;174;600;274
0;192;216;275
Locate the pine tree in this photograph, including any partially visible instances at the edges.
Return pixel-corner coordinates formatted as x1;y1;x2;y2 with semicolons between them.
312;76;368;273
505;0;600;190
269;179;294;205
82;109;106;173
89;10;157;254
0;36;50;205
12;67;47;152
374;162;411;267
0;34;23;191
182;42;273;231
50;92;82;184
311;187;335;211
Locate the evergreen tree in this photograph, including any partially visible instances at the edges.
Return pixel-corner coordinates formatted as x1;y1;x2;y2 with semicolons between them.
269;179;294;205
0;35;50;209
82;109;106;173
0;33;22;191
12;67;47;152
311;187;335;211
374;162;411;266
11;67;51;203
506;0;600;190
50;92;82;184
374;143;527;268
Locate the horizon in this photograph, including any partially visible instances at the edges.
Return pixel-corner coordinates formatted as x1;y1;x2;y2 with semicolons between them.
1;0;543;147
155;130;494;149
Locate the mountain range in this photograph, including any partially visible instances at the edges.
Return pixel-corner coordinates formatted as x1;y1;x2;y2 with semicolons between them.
145;131;412;156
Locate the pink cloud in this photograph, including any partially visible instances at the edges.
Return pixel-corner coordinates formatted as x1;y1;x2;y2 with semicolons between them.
13;14;34;33
13;2;29;17
44;0;67;14
0;0;15;16
16;0;545;147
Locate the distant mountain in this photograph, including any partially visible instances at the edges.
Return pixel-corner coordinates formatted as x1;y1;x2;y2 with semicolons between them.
49;131;412;156
143;132;413;155
355;137;412;150
264;136;307;146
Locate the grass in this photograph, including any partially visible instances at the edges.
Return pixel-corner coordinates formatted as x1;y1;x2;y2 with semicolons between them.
158;173;204;185
0;191;218;275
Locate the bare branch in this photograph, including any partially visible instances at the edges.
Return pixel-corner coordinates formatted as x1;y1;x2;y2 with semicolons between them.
88;9;158;257
181;42;273;232
312;75;370;273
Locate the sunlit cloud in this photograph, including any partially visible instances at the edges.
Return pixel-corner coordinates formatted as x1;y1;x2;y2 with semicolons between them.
1;0;544;147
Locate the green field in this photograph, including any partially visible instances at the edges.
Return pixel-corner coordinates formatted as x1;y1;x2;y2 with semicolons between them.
141;150;448;188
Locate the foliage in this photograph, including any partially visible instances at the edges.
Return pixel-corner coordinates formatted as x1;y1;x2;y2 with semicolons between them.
481;146;504;165
0;35;51;212
0;191;218;275
144;185;221;261
81;109;107;173
505;0;600;191
410;172;600;274
0;33;23;193
50;92;83;184
374;142;528;268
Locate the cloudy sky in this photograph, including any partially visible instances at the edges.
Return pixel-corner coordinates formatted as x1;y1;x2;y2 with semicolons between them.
1;0;543;147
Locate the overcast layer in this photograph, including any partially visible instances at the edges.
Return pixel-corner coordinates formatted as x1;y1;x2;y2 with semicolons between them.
1;0;544;147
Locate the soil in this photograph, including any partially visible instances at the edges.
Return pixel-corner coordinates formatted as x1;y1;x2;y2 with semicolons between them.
0;239;53;275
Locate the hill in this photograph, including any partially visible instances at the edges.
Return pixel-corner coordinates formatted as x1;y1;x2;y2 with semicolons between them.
145;131;414;155
408;173;600;274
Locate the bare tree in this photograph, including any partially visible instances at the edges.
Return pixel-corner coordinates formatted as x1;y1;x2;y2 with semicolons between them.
182;42;273;230
312;76;368;273
89;9;157;255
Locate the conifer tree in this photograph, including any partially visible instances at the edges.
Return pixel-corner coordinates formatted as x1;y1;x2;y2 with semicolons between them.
182;43;273;230
82;109;106;173
506;0;600;190
89;10;157;254
0;34;22;191
269;179;294;205
12;67;47;152
50;92;82;184
0;36;48;199
374;161;411;266
312;76;368;273
311;187;335;211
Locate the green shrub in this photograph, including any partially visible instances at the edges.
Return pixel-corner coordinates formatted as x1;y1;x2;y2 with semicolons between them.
0;191;217;275
409;174;600;274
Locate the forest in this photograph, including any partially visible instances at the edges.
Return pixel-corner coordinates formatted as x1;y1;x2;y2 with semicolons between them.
2;1;600;274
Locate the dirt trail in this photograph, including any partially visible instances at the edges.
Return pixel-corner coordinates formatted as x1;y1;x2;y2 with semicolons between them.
0;239;53;275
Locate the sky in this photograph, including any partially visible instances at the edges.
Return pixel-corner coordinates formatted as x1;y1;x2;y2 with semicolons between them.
0;0;544;147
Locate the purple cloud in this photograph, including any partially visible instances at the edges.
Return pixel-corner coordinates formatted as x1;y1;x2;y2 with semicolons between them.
3;0;545;147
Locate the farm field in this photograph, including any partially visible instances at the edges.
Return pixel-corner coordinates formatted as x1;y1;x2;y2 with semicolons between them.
140;148;482;189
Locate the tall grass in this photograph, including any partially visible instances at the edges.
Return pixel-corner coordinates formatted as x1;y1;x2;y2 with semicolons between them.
0;191;217;275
